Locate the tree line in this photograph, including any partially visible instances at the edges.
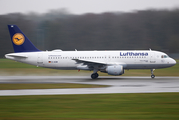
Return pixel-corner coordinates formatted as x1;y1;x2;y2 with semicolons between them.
0;9;179;58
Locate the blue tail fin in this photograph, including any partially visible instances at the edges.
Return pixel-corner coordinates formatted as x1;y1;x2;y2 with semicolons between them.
8;25;40;53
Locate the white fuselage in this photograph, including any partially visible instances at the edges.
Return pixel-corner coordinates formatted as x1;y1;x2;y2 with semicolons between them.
5;50;176;71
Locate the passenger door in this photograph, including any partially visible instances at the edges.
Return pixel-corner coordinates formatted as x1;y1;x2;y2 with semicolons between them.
150;52;156;63
37;53;43;66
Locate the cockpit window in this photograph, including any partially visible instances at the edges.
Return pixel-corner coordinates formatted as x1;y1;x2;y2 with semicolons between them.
161;55;168;58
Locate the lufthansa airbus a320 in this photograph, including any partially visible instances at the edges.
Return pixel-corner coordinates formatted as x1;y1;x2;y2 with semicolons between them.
5;25;176;79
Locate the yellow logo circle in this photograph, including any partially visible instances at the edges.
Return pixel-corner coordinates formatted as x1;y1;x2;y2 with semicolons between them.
12;33;25;45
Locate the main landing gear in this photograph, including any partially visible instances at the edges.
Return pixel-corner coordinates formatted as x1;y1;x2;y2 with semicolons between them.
91;73;99;79
91;69;99;79
151;69;155;78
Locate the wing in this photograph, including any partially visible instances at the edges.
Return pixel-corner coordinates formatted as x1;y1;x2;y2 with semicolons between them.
72;58;127;70
73;59;106;65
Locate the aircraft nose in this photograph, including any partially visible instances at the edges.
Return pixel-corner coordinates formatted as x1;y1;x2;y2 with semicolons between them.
170;58;176;66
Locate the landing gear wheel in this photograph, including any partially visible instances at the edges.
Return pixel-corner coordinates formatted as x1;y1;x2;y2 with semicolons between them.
151;74;155;79
91;73;99;79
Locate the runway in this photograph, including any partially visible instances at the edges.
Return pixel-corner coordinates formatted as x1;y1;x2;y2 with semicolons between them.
0;76;179;96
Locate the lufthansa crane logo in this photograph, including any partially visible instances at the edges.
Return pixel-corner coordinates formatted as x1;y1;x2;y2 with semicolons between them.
12;33;25;45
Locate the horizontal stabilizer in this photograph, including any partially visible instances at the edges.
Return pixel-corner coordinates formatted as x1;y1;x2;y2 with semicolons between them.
5;53;28;59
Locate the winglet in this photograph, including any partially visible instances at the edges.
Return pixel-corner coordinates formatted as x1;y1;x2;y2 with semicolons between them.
8;25;40;53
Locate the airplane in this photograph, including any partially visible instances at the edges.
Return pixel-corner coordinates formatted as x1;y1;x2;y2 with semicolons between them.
5;25;176;79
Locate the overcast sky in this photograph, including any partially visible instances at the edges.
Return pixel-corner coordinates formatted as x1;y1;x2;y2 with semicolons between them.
1;0;179;15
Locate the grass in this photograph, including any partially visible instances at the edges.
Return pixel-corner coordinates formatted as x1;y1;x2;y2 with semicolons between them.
0;59;179;76
0;93;179;120
0;83;108;90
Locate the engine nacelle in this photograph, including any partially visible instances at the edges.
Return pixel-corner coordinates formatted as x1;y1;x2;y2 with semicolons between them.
106;65;124;75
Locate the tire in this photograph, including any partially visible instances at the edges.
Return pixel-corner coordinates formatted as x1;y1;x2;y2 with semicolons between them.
151;75;155;79
91;73;99;79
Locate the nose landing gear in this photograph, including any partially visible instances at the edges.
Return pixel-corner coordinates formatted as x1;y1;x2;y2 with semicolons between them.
151;69;155;78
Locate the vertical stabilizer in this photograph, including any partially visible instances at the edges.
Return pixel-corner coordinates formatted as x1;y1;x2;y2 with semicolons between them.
8;25;40;53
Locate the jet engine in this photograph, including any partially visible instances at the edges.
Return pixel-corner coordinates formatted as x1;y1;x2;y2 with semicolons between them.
106;65;124;75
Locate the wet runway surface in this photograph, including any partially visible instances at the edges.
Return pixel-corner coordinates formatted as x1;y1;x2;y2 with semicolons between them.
0;76;179;96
